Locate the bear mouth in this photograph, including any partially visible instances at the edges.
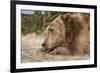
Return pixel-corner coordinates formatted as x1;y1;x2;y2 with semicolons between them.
44;48;54;53
43;45;59;53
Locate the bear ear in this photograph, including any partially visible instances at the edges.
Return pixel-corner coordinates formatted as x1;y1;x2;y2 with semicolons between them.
61;14;72;23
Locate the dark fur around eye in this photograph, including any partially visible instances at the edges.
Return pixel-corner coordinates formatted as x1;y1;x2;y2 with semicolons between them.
48;28;54;32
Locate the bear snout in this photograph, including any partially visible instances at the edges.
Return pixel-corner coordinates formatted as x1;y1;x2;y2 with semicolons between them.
42;41;48;50
42;42;47;48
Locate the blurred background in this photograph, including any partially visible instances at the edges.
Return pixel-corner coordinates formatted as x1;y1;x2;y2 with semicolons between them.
21;10;64;35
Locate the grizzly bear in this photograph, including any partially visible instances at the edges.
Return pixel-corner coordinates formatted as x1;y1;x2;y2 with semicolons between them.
42;13;90;56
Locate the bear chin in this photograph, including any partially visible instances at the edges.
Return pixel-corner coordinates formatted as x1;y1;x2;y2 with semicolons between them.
49;47;71;55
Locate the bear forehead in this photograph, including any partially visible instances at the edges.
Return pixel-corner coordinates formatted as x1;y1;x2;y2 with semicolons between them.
50;16;64;27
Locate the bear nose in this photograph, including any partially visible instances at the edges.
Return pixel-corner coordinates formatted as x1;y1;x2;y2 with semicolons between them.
42;43;47;47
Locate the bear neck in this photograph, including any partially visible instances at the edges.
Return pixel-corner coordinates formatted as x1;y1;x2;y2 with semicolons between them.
60;39;71;48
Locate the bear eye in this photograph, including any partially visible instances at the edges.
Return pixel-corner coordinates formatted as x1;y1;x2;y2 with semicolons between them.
48;28;54;32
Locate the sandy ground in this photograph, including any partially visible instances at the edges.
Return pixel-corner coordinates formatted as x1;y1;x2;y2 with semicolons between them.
21;33;89;63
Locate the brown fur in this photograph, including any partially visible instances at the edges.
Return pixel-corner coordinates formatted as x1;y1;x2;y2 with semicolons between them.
42;13;90;56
